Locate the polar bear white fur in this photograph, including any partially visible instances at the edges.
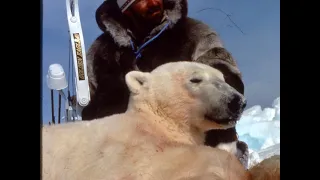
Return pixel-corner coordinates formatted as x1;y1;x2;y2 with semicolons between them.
42;61;248;180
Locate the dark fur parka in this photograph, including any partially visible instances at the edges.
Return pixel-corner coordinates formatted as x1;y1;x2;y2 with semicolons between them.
82;0;247;164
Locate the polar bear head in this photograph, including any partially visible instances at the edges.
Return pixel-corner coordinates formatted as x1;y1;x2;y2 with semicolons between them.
125;61;247;132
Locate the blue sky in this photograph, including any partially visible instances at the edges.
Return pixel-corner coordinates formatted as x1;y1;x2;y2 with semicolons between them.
42;0;280;124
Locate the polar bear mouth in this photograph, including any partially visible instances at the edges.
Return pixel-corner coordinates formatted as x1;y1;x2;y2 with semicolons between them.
204;115;238;127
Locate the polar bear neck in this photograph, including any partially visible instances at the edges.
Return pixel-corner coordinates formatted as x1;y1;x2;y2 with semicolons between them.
126;104;205;145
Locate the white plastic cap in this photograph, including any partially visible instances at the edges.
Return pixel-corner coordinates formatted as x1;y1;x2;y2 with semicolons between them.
47;64;68;90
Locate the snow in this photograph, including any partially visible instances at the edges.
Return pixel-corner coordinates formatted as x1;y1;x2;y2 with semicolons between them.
236;97;280;168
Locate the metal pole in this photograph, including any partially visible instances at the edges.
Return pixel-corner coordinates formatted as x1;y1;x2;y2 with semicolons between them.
51;90;56;124
58;93;61;124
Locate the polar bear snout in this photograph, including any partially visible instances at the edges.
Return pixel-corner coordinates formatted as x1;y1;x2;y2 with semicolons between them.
228;92;247;115
224;84;247;121
212;79;247;116
201;79;247;127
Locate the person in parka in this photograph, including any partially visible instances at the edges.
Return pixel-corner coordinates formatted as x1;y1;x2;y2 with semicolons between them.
82;0;249;168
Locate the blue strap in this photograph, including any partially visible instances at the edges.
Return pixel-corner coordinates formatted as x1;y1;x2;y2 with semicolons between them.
130;21;171;60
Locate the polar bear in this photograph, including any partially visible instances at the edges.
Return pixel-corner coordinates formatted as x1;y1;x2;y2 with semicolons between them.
42;61;248;180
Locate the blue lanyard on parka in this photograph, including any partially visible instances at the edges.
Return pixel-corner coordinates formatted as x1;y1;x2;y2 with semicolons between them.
130;21;171;60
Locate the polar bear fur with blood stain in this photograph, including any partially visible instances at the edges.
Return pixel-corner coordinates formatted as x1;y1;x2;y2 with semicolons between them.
42;61;248;180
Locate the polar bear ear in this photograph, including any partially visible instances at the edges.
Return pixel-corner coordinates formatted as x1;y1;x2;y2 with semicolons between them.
125;71;151;94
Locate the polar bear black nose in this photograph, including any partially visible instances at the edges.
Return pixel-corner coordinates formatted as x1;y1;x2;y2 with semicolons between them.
228;94;247;114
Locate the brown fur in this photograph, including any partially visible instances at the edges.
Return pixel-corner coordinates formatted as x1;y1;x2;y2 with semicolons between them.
249;155;280;180
42;62;248;180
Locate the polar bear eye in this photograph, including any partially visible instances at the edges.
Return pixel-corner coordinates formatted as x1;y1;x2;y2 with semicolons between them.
190;78;202;83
